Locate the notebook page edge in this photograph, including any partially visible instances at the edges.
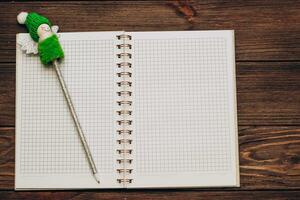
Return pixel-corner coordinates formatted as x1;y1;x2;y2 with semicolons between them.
15;33;23;190
231;30;240;187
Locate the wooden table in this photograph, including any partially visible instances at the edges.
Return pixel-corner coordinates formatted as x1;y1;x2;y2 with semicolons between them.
0;1;300;199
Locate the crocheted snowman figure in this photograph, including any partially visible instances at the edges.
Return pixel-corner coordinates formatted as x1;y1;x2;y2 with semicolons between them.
17;12;63;65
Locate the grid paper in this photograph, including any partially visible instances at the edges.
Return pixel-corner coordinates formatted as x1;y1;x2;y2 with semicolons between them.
133;37;232;174
20;39;116;175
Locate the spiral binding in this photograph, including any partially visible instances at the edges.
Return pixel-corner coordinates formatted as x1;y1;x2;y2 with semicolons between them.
117;62;132;68
116;34;133;186
117;91;132;96
117;81;132;87
117;110;132;115
117;44;132;49
117;72;132;77
117;100;132;106
116;130;132;135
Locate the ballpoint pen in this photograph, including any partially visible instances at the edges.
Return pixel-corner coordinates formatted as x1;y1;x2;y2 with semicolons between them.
17;12;100;183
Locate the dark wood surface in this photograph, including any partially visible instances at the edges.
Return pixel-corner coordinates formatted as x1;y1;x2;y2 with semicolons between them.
0;0;299;199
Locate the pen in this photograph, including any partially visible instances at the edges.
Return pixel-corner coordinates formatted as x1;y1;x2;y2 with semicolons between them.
17;11;100;183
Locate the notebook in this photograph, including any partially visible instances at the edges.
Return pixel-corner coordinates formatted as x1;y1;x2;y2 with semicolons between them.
15;30;239;190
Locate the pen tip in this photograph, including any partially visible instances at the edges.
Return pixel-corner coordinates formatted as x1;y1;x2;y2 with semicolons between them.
94;173;100;184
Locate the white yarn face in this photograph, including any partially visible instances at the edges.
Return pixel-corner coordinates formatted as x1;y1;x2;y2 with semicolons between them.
37;24;53;42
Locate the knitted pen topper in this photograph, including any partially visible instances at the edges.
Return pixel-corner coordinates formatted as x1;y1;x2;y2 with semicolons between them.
17;12;64;65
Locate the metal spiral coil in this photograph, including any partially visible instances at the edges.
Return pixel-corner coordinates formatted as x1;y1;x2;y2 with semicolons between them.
117;110;132;115
117;149;133;154
116;130;132;135
117;91;132;96
117;159;133;164
116;34;133;185
117;62;132;68
117;139;133;144
117;34;132;40
117;44;132;49
117;169;133;173
117;179;133;183
117;81;132;87
117;72;132;77
117;100;132;106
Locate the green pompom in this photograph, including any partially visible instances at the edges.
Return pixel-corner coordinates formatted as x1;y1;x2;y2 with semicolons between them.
38;35;64;65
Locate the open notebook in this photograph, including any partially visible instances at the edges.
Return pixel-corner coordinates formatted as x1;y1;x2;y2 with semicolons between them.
15;30;239;189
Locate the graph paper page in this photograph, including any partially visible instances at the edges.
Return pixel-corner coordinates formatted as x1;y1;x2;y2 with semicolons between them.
129;31;239;188
15;32;123;189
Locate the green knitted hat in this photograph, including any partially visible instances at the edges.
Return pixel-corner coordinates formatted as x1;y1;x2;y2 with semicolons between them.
18;12;52;42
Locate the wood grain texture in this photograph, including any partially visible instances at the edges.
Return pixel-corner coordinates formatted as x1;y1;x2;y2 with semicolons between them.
0;0;300;198
0;128;14;189
0;0;300;62
0;64;15;127
1;62;300;126
1;126;299;190
1;190;300;200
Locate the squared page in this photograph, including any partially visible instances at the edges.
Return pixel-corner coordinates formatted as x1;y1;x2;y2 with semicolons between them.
15;32;123;189
128;31;239;188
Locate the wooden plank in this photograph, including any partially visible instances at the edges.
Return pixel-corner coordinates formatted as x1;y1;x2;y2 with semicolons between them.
0;128;14;189
1;126;300;190
238;126;300;189
0;1;299;62
0;65;15;127
1;62;300;126
237;62;300;125
0;190;300;200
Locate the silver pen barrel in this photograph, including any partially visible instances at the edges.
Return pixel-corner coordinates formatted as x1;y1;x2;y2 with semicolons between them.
53;60;100;183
